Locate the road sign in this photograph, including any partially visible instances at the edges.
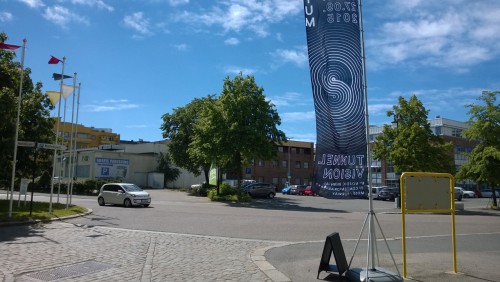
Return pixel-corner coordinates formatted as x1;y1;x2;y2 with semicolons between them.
37;143;67;150
18;141;36;147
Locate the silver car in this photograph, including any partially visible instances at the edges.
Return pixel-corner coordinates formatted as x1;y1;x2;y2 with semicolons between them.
97;183;151;207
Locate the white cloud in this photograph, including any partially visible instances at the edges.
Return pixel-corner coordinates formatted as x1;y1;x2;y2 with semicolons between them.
368;1;500;71
269;92;310;107
18;0;45;8
172;43;188;51
43;5;89;27
123;12;152;36
281;111;315;122
0;11;13;22
174;0;302;37
273;47;308;67
71;0;114;12
169;0;189;6
223;66;256;75
84;99;139;112
224;37;240;46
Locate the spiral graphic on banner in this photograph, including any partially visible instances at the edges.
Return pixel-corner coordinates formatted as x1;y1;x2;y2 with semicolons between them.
308;25;365;152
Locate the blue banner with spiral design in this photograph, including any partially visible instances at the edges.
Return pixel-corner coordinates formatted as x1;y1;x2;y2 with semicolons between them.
304;0;367;199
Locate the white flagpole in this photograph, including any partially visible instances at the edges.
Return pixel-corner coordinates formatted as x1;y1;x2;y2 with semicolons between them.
67;73;77;208
49;56;66;213
8;38;27;218
71;82;82;205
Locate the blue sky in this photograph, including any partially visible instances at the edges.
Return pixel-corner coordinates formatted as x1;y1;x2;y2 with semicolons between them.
2;0;499;143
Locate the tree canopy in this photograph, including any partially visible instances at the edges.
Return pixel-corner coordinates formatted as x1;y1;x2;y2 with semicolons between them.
161;73;287;187
0;33;55;187
372;95;454;174
456;91;500;206
160;96;215;183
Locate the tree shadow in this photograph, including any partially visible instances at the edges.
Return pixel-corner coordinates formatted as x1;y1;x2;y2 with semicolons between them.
225;197;349;213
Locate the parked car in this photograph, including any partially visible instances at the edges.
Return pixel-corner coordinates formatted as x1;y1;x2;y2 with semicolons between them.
242;183;276;199
456;187;476;198
282;186;292;195
378;187;400;201
303;186;316;196
368;186;387;200
98;183;151;207
480;189;500;198
289;185;307;195
454;187;463;201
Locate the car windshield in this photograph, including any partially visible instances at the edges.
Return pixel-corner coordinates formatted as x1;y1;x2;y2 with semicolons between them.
122;184;143;192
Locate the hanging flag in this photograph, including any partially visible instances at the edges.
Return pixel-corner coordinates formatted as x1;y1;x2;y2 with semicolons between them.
303;0;367;199
48;56;61;64
0;42;21;50
46;91;61;106
61;84;77;99
52;73;73;80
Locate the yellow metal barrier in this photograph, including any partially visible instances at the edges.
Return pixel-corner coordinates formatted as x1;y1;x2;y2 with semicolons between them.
400;172;457;278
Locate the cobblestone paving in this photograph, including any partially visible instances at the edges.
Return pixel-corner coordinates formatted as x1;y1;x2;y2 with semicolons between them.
0;222;287;282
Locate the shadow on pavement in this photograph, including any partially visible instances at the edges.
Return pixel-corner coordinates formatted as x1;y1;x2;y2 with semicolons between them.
225;197;349;213
0;224;50;243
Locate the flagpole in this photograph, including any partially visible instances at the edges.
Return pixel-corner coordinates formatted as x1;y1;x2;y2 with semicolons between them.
8;38;27;218
71;82;82;204
49;56;66;213
67;73;77;208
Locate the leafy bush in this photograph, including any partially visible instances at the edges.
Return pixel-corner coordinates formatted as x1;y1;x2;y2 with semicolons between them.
207;184;251;202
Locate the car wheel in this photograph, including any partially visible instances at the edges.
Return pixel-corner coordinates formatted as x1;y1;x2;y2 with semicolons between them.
124;198;132;207
98;197;105;206
268;193;275;199
457;195;462;201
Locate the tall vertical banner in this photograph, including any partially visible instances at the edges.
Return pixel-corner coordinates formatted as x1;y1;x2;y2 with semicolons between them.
304;0;367;199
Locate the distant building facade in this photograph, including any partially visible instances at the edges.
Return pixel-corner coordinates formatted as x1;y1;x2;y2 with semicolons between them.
54;118;120;149
368;117;478;189
242;140;315;190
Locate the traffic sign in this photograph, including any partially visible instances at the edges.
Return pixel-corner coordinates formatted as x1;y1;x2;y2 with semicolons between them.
37;143;67;150
18;141;36;147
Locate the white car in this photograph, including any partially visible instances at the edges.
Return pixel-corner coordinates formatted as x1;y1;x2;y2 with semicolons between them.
455;187;475;198
98;183;151;207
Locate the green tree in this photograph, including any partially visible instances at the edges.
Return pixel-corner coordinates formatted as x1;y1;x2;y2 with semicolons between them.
456;91;500;207
156;152;181;188
160;96;215;184
373;95;454;176
192;73;287;187
0;33;55;187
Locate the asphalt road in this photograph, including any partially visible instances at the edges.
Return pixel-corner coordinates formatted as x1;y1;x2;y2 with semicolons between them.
3;190;500;281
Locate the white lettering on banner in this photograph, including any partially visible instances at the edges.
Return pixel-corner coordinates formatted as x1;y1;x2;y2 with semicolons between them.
304;0;315;27
317;154;364;166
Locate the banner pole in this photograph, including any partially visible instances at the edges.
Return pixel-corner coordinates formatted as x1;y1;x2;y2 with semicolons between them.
49;56;65;213
67;73;77;208
8;38;27;218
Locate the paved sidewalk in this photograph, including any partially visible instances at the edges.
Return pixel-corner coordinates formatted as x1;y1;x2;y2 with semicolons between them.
0;222;293;282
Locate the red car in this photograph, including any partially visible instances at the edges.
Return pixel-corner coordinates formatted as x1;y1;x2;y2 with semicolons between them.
303;186;316;196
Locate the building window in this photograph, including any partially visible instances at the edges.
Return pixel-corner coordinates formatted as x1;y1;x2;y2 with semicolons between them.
282;160;288;168
299;148;304;154
258;177;264;182
291;147;297;154
304;162;309;169
452;128;462;137
434;126;442;135
294;178;300;185
281;178;288;186
278;146;283;152
271;160;278;167
272;178;278;185
258;160;265;167
304;178;310;185
295;161;301;169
